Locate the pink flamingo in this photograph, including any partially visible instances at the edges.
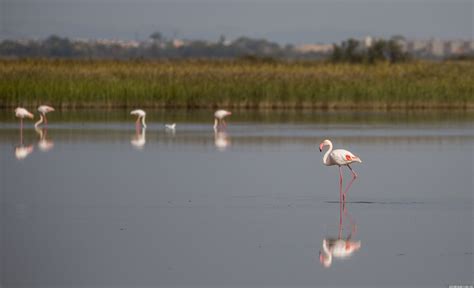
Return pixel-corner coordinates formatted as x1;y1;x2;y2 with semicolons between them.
213;110;232;131
34;105;55;128
15;107;34;143
319;139;362;203
130;109;147;129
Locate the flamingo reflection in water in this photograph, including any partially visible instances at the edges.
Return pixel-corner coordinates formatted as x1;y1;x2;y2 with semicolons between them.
131;127;146;149
214;130;231;151
15;145;34;160
319;200;361;268
35;127;54;152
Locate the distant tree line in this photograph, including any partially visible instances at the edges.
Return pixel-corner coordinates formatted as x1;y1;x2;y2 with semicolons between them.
0;34;324;60
330;37;410;64
0;33;414;63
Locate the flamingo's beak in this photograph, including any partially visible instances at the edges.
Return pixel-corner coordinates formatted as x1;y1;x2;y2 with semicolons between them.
319;143;324;152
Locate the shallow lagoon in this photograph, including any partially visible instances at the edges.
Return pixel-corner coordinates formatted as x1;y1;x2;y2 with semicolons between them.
1;110;473;288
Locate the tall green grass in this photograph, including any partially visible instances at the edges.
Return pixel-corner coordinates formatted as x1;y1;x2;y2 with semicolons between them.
0;59;472;109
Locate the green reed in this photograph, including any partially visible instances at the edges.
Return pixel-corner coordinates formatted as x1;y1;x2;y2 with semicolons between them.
0;59;472;109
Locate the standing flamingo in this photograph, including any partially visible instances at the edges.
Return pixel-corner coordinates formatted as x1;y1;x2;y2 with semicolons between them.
35;105;55;128
319;139;362;202
213;110;232;131
15;107;34;143
130;109;147;128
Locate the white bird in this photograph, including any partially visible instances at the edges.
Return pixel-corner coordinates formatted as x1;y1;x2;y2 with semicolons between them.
35;105;55;128
15;107;34;143
213;110;232;130
130;109;147;128
319;139;362;202
15;107;34;121
165;123;176;130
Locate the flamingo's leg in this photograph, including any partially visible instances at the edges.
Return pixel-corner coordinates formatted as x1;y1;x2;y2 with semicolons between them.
222;119;227;128
341;165;357;202
339;201;343;239
20;118;23;144
135;117;141;129
44;114;48;127
339;166;344;203
348;164;358;179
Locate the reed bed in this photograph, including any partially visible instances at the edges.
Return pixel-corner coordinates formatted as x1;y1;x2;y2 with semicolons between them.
0;59;472;109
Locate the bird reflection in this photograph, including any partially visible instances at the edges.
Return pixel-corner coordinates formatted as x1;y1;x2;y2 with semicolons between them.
35;127;54;152
214;130;231;151
131;127;146;149
15;145;34;160
319;201;361;268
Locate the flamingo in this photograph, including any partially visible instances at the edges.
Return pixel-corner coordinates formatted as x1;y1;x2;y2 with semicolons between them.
213;110;232;131
319;139;362;202
15;107;34;143
130;109;147;128
165;123;176;131
34;105;55;128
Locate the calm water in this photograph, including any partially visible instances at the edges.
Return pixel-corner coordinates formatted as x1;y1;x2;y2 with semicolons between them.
1;110;473;288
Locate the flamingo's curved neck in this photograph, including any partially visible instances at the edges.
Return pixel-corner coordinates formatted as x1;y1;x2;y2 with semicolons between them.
34;114;44;128
213;118;219;130
323;142;333;165
141;115;147;128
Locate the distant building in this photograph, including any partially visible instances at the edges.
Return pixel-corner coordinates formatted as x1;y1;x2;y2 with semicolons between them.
428;39;444;56
364;36;373;48
407;39;429;53
444;40;466;55
294;44;333;54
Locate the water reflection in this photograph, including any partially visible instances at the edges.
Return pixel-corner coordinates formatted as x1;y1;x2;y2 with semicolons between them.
15;144;34;160
131;127;146;149
214;130;231;151
14;120;34;160
35;127;54;152
319;202;361;268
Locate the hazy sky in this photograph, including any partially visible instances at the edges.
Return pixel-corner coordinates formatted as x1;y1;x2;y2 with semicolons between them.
1;0;473;43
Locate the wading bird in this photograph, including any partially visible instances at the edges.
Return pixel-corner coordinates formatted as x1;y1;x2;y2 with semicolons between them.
34;105;55;128
165;123;176;131
319;139;362;202
213;110;232;131
15;107;34;143
130;109;147;128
